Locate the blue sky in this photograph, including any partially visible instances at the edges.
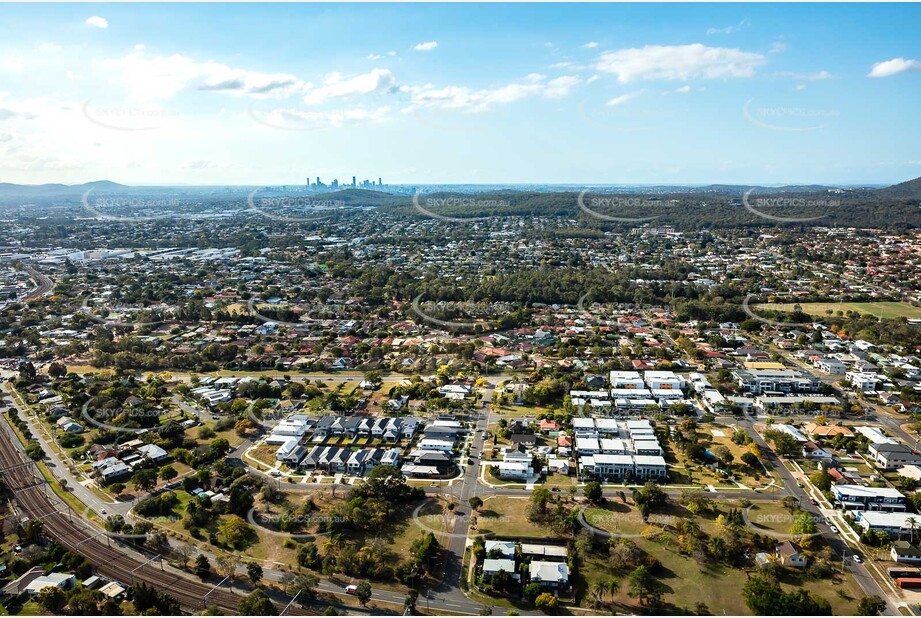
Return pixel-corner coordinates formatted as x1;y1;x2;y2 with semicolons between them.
1;3;919;186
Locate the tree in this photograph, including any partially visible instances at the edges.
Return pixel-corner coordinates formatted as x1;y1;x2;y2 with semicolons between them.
632;482;668;518
404;590;419;613
37;586;67;612
195;554;211;579
355;581;372;607
857;596;887;616
534;593;558;612
711;445;734;467
235;419;255;436
469;496;484;511
132;468;158;492
524;582;543;600
740;452;759;468
109;482;126;496
764;430;799;457
526;487;552;522
810;469;832;491
219;515;254;548
25;441;44;461
584;481;603;503
239;589;277;616
592;580;607;609
291;574;319;600
627;566;659;605
159;465;178;482
742;574;831;615
48;361;67;379
791;512;818;536
175;543;195;568
246;562;263;586
905;517;920;545
491;569;513;593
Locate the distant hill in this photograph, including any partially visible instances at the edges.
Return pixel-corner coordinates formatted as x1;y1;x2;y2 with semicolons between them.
696;184;842;194
0;180;127;196
876;176;921;199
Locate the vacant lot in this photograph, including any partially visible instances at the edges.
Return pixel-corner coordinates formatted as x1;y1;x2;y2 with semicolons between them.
579;499;861;614
475;495;561;539
756;301;921;320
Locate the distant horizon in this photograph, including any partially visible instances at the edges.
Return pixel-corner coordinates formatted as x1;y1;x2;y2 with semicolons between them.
0;178;903;189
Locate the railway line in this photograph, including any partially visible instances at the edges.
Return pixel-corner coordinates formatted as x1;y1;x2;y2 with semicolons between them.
0;416;248;613
19;265;53;301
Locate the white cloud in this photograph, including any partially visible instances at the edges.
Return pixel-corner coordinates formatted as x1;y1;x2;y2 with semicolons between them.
302;68;398;105
259;106;391;128
868;57;921;78
104;49;309;100
595;44;765;83
0;58;23;73
777;70;832;81
85;16;108;29
606;92;641;106
582;42;599;49
706;19;750;35
769;41;787;54
674;85;691;93
413;41;438;52
367;51;396;60
402;74;580;113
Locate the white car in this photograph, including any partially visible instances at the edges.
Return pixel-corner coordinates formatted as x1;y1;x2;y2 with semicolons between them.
853;555;863;564
829;525;839;534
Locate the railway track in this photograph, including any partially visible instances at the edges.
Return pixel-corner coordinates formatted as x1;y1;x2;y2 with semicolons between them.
19;266;53;301
0;418;247;613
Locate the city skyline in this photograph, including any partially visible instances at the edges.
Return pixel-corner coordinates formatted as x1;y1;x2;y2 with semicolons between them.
0;3;919;186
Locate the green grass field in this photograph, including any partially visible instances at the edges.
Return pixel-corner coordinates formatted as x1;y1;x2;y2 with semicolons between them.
756;301;921;320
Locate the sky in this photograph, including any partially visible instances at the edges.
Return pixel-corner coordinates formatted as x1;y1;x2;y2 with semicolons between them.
0;2;919;187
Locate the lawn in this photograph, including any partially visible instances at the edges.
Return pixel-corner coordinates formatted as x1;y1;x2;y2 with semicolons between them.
578;498;862;615
755;301;921;320
474;496;561;539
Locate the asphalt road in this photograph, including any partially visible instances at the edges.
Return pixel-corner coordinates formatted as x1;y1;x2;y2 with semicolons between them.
740;417;899;615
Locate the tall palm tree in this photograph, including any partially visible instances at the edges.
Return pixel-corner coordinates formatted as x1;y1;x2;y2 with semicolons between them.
607;577;620;602
592;581;607;609
906;517;919;544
